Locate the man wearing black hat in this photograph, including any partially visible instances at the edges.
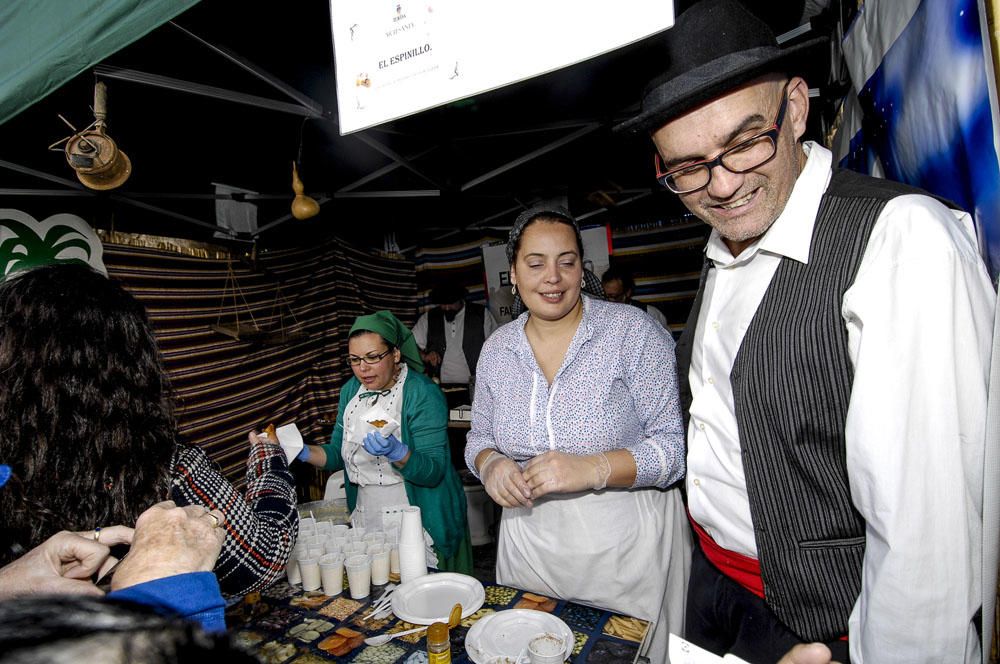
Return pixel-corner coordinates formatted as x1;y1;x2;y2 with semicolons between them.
412;282;499;390
618;1;995;663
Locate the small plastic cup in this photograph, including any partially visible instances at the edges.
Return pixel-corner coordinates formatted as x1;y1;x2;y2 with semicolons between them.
345;553;372;599
370;544;392;585
297;553;321;592
323;538;343;555
527;632;565;664
286;546;303;585
318;553;345;597
362;531;386;547
316;520;333;536
389;545;401;575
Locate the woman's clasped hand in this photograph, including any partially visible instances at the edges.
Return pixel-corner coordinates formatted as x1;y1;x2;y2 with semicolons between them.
480;450;613;507
479;452;533;508
522;450;612;498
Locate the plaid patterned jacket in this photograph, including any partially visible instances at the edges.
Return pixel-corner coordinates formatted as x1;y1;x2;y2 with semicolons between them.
171;436;298;596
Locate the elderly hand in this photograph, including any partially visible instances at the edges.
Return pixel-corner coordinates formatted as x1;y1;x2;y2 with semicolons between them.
480;452;533;508
523;450;611;499
778;644;837;664
110;500;226;592
0;526;133;599
363;432;409;462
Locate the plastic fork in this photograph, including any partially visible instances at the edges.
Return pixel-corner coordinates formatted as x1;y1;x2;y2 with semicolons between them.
363;625;427;647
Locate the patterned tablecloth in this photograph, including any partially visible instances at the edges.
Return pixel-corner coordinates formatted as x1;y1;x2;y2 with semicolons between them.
226;576;651;663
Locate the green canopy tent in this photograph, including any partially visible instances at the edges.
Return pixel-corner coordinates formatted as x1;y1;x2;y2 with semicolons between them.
0;0;200;126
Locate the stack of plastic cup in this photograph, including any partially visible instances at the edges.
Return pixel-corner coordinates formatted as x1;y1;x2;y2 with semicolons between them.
398;506;427;584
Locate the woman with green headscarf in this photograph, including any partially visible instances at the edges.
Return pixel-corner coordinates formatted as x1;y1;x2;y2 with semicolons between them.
297;310;473;574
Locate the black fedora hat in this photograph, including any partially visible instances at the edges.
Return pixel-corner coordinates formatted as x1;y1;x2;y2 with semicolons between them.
615;0;826;135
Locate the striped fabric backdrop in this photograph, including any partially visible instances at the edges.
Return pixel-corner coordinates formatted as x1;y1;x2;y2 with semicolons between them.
104;237;417;489
414;234;503;312
606;216;710;334
413;219;709;334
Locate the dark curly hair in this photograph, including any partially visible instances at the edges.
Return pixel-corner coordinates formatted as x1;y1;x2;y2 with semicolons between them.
0;264;175;564
0;595;257;663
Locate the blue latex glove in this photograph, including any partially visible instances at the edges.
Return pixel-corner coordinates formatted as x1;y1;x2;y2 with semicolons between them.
363;432;409;462
295;446;311;464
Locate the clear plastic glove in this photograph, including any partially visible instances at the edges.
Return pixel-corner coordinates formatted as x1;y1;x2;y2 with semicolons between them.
363;431;409;462
480;452;533;508
523;450;611;500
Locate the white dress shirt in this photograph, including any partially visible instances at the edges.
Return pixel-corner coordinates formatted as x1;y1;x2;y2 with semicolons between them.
686;142;994;663
412;303;499;383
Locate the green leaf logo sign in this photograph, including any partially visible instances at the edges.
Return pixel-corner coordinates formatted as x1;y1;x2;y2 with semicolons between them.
0;210;105;280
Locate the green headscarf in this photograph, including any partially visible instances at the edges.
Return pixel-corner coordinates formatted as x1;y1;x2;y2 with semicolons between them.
350;310;425;373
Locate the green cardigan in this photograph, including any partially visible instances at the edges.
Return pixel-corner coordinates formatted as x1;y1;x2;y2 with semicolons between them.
319;369;467;561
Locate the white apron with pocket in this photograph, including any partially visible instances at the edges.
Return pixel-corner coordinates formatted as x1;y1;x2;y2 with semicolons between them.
496;485;690;663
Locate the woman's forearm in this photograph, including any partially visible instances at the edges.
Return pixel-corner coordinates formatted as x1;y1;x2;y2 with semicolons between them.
604;449;638;488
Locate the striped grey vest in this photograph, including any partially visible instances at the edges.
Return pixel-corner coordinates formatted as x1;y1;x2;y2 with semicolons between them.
677;168;933;641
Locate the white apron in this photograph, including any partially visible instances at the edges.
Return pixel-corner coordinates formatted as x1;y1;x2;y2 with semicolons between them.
497;485;690;663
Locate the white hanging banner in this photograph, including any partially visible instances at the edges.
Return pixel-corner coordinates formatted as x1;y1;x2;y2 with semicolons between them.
330;0;674;134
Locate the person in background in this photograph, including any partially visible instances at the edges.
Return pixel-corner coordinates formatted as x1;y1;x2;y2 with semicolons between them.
0;264;298;596
466;206;690;663
0;500;228;633
412;283;499;390
600;264;671;330
296;311;473;574
616;1;995;661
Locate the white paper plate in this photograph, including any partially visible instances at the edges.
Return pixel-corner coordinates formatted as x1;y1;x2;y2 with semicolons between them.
390;572;485;625
465;609;573;664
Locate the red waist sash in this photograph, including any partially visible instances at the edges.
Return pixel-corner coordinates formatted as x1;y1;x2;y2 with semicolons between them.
689;515;765;599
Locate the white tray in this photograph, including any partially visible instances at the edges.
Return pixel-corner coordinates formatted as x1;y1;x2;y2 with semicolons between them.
390;572;485;625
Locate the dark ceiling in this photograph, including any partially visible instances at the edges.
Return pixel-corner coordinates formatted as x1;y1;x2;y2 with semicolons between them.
0;0;838;252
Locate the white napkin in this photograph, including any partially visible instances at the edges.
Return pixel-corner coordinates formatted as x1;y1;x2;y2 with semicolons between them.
363;403;400;438
274;423;304;465
668;634;751;664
